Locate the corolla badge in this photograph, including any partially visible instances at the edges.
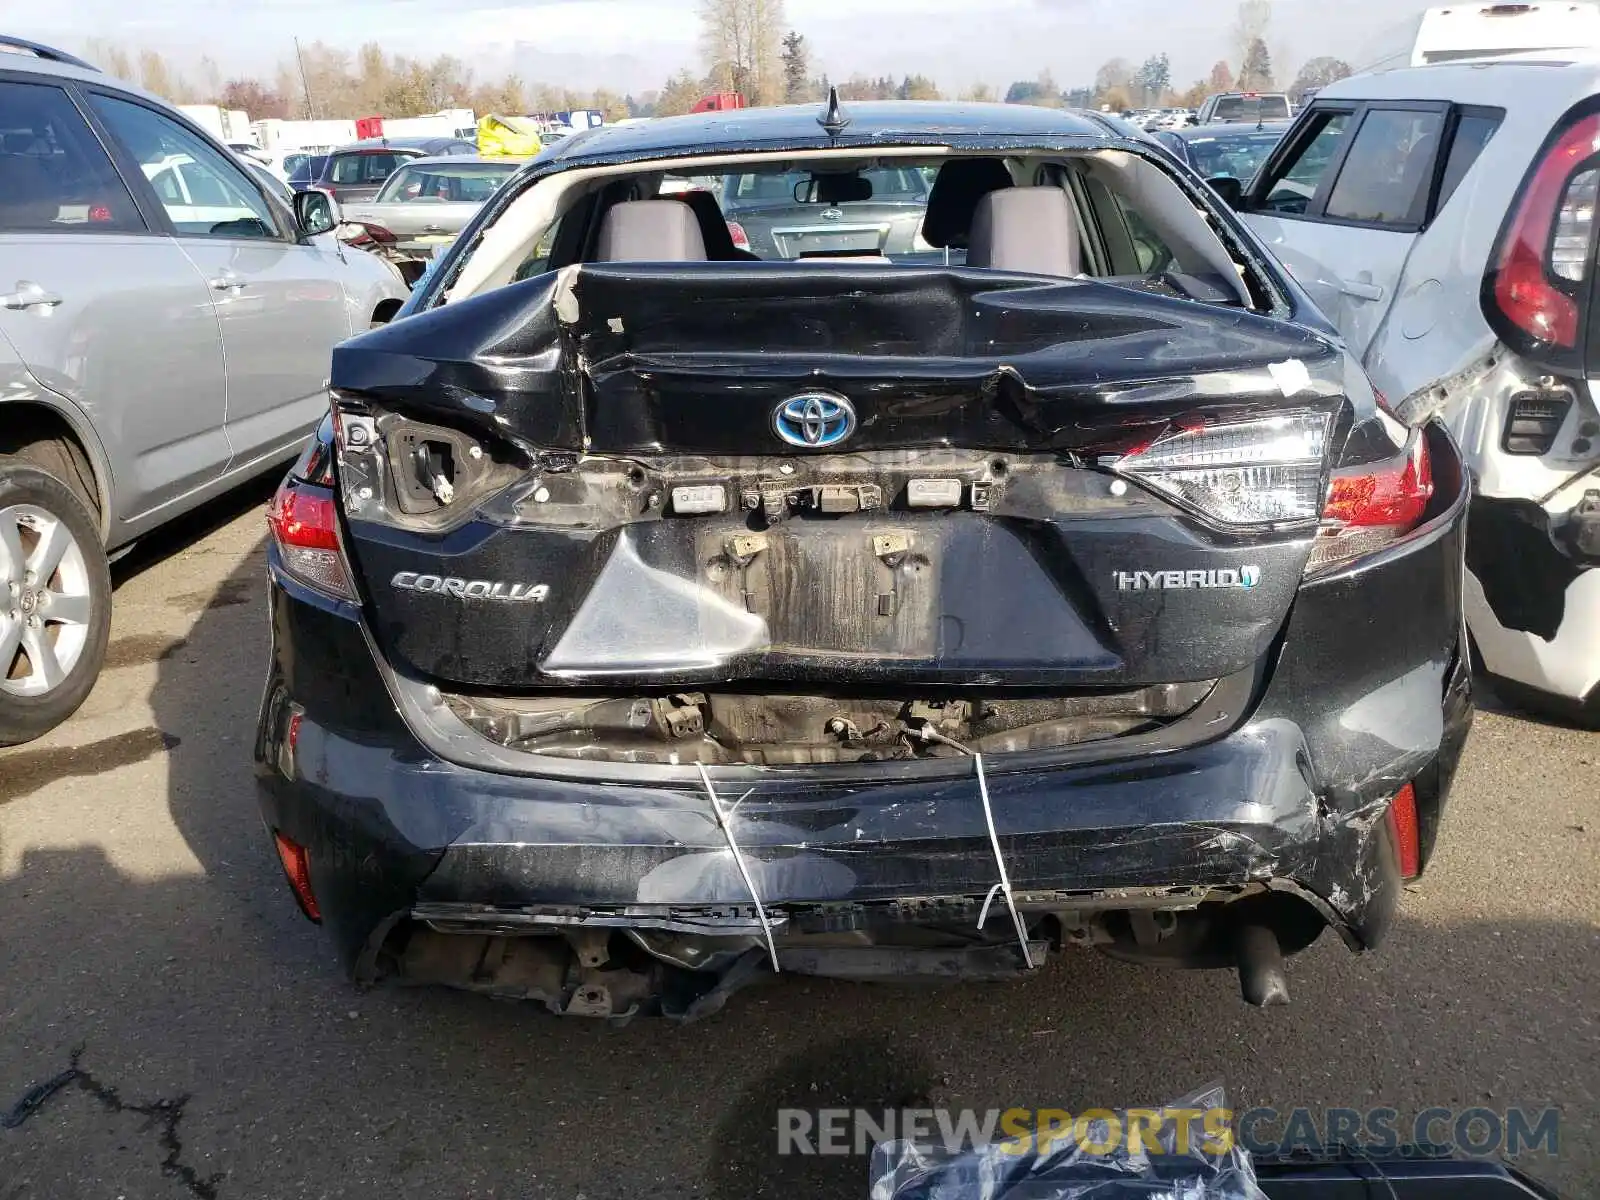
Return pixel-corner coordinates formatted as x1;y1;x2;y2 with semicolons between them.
773;392;857;448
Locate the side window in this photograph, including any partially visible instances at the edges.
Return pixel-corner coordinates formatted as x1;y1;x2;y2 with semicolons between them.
0;80;142;234
1323;108;1447;226
1113;196;1176;275
87;95;280;239
330;154;365;184
1436;111;1503;211
1258;111;1352;215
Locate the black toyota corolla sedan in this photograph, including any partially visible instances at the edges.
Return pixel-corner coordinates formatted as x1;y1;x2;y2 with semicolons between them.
254;97;1472;1021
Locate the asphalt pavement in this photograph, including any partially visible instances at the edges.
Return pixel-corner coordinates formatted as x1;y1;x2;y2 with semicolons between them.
0;482;1595;1199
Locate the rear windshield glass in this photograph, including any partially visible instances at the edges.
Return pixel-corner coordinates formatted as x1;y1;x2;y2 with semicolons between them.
1211;95;1291;122
1181;130;1286;181
376;162;518;203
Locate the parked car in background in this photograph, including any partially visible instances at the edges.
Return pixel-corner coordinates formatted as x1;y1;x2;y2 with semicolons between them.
1196;91;1293;123
340;154;523;283
717;163;935;258
256;99;1470;1021
285;153;328;189
0;35;408;744
1151;120;1292;185
297;136;478;204
1232;53;1600;724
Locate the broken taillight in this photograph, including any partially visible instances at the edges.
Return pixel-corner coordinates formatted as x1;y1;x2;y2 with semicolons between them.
1112;409;1332;526
267;481;355;600
1304;427;1434;575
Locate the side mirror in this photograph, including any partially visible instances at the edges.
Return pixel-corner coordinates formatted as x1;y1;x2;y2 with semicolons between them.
293;188;341;237
1206;176;1245;209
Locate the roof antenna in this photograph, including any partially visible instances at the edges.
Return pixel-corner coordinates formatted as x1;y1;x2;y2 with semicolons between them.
817;86;851;136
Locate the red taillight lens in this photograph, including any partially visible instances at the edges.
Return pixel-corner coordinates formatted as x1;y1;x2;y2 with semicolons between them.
727;220;750;251
274;832;322;921
267;481;355;599
1388;782;1421;880
1490;112;1600;349
1306;429;1434;574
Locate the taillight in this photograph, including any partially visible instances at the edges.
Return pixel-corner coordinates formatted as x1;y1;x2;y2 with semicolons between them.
727;220;750;251
1305;428;1434;574
267;481;355;600
1112;409;1332;526
1487;111;1600;350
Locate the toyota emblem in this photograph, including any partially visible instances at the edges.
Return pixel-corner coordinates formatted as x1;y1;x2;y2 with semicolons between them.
772;392;857;448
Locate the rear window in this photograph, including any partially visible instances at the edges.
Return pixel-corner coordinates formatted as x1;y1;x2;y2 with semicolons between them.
721;166;933;209
330;151;408;185
376;162;517;203
1182;130;1286;181
1211;95;1291;122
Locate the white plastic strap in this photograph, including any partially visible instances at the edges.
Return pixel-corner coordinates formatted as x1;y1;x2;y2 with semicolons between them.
972;752;1035;969
696;762;781;973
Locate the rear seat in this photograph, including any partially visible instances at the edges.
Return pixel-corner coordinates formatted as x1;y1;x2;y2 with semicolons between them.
965;186;1082;276
593;199;707;262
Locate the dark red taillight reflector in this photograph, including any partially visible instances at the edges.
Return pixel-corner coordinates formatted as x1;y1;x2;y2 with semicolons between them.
274;832;322;921
1389;783;1421;880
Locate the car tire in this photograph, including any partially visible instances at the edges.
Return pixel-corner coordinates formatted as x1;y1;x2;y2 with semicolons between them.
0;458;113;747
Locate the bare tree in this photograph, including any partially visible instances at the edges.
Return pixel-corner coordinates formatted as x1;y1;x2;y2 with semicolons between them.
961;82;997;102
700;0;787;105
137;50;187;102
1231;0;1272;63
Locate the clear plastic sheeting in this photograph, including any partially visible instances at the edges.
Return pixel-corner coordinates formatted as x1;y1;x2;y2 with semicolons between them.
541;534;770;674
869;1086;1268;1200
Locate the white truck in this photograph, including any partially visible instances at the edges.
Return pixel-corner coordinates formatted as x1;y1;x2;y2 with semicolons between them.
372;109;477;140
177;104;252;144
1412;1;1600;64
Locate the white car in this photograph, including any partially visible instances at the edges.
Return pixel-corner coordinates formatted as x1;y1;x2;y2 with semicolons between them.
1234;53;1600;724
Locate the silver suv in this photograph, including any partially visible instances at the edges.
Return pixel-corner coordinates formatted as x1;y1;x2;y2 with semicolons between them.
0;36;409;744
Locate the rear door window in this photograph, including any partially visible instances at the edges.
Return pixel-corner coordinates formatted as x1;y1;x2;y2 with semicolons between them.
1323;108;1447;227
0;79;142;233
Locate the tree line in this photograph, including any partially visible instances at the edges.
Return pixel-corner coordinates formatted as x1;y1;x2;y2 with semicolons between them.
85;0;1351;124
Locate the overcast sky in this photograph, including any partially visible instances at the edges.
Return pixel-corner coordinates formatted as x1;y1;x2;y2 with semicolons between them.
15;0;1431;95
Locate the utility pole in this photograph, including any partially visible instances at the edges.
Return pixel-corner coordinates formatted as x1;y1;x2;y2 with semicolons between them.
293;37;315;119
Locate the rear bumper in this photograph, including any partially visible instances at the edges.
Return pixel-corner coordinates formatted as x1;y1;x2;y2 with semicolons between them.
254;441;1473;991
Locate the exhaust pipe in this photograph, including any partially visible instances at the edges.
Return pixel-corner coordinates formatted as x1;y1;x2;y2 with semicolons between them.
1234;923;1290;1007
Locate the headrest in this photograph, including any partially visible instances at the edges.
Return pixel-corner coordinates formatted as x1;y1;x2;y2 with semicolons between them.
920;157;1012;249
966;187;1081;277
594;199;707;262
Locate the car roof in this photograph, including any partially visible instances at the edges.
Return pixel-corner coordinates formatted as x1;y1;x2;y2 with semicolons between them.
390;154;518;169
1317;52;1600;107
338;136;471;152
539;100;1123;166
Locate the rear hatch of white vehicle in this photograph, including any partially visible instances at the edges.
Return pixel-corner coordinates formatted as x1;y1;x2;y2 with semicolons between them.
323;264;1359;764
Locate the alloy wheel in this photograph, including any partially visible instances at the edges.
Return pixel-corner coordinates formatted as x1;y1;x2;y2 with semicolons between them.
0;502;94;698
